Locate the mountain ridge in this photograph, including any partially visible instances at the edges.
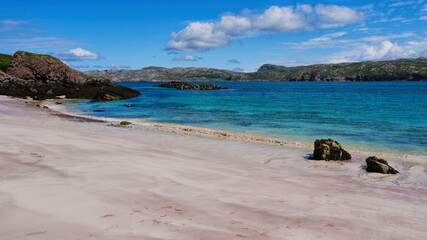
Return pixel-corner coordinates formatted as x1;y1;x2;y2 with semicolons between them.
86;57;427;82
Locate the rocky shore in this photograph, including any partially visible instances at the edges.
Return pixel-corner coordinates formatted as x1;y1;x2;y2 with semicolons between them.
0;51;141;101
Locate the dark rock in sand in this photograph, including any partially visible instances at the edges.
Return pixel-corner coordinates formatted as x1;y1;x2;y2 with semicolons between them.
313;138;351;161
366;156;399;174
156;81;227;90
0;51;141;101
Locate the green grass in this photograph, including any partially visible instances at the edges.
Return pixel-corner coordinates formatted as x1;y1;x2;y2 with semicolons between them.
120;121;131;125
14;50;59;61
0;53;12;72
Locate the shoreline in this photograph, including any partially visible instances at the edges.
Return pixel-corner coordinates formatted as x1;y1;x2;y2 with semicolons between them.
44;98;427;164
1;95;427;239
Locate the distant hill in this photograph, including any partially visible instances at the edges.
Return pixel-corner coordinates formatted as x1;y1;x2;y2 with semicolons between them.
86;67;247;82
87;57;427;82
248;58;427;81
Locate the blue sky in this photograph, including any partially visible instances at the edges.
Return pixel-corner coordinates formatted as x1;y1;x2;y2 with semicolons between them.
1;0;426;71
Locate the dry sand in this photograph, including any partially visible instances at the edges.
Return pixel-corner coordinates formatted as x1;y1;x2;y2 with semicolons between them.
0;96;426;240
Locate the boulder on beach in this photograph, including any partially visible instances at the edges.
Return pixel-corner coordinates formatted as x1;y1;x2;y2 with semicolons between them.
366;156;399;174
156;81;227;90
312;138;352;161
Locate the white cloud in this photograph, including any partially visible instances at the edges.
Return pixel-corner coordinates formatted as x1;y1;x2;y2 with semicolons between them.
167;22;229;52
378;17;406;23
390;1;416;7
172;55;197;61
284;32;417;50
296;31;348;47
361;41;403;60
328;39;427;63
314;4;364;28
252;6;311;32
360;32;416;42
0;19;28;32
0;37;76;49
59;48;99;61
217;15;252;36
166;4;364;52
422;4;427;11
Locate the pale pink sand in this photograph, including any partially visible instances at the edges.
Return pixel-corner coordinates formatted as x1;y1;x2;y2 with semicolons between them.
0;96;426;240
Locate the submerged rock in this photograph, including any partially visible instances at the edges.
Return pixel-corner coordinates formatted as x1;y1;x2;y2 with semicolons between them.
313;138;352;161
156;81;227;90
0;51;141;101
366;156;399;174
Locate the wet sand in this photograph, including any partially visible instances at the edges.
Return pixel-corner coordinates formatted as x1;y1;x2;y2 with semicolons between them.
0;96;426;239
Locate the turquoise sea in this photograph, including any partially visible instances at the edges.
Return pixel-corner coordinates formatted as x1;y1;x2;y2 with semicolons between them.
64;81;427;156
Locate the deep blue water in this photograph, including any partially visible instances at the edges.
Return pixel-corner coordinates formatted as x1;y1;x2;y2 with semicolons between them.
64;81;427;155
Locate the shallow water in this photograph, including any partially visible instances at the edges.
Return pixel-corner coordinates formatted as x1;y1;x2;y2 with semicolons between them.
64;81;427;156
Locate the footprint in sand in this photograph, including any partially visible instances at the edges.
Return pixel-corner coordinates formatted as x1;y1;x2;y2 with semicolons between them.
236;234;247;238
105;225;119;231
30;152;45;158
160;206;173;209
231;220;244;225
25;231;47;236
158;206;184;215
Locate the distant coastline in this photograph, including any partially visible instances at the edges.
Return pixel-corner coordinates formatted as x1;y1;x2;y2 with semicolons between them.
85;57;427;82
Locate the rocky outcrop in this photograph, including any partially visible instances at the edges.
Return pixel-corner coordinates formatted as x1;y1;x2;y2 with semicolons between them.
7;51;87;85
0;51;141;101
366;156;399;174
0;71;37;88
156;81;227;90
312;139;352;161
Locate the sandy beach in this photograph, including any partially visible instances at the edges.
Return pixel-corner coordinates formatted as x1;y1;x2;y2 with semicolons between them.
0;95;426;240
